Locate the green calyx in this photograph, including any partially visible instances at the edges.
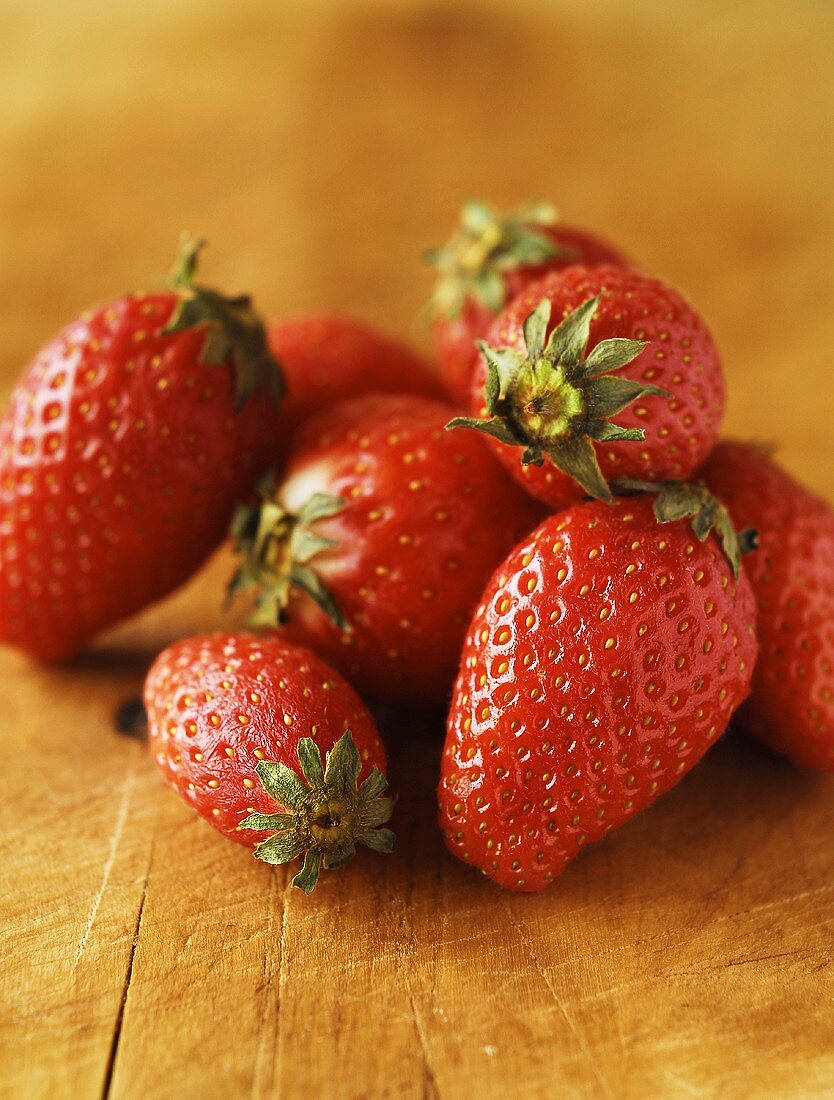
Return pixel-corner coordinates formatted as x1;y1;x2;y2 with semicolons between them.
227;474;348;630
240;731;395;894
161;234;284;409
612;478;759;579
426;200;568;319
448;296;667;503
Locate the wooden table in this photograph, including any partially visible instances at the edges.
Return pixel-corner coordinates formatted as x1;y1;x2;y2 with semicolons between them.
2;1;833;1096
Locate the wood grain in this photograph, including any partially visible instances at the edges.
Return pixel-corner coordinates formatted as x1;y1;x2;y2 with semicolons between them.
1;1;833;1097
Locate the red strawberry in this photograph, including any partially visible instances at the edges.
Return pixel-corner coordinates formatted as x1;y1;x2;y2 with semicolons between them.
439;486;757;891
451;265;725;510
146;632;393;893
228;393;542;707
0;239;284;662
701;442;834;770
426;201;628;406
268;312;442;441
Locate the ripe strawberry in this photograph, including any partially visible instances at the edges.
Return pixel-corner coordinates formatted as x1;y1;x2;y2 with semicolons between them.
146;632;393;893
439;486;757;891
228;393;542;707
268;312;442;441
450;265;725;510
426;201;628;406
701;442;834;770
0;239;284;662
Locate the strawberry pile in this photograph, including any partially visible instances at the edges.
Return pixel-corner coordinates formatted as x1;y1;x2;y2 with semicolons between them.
4;210;832;895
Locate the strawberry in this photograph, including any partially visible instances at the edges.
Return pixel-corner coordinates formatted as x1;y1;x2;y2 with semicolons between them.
0;238;284;662
145;632;393;893
701;442;834;770
426;201;628;406
268;312;442;442
439;486;757;891
450;265;725;510
228;393;542;707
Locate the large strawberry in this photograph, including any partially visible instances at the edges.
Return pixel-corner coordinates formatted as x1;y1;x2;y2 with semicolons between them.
701;442;834;770
426;201;628;406
146;632;393;893
228;393;542;707
439;486;757;891
450;265;725;510
0;239;284;662
268;312;442;441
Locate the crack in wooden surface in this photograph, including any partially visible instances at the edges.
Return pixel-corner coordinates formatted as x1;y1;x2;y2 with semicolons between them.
100;843;153;1100
409;992;440;1100
250;870;284;1100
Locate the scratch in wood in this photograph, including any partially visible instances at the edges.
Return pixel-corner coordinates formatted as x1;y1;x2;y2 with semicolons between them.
662;1068;710;1098
408;992;440;1100
74;767;136;970
100;841;152;1100
267;873;292;1099
250;870;283;1100
720;949;799;970
501;901;615;1100
712;882;834;924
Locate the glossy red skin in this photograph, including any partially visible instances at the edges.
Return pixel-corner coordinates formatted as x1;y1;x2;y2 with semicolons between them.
701;443;834;770
146;633;386;847
434;226;629;408
269;313;442;443
439;496;757;891
472;264;725;511
0;294;282;662
277;394;543;708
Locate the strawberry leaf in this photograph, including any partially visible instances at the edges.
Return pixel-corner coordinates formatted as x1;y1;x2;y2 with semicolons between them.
323;731;362;797
254;760;308;810
292;850;322;894
360;828;396;853
297;738;325;786
252;832;307;866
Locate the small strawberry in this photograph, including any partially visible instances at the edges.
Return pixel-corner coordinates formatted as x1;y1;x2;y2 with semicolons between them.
426;201;628;406
146;632;393;893
228;393;542;707
0;238;284;662
450;265;725;510
701;442;834;770
439;486;757;891
268;312;442;441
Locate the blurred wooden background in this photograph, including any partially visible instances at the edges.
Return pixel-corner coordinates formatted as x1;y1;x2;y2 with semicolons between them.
1;1;833;1097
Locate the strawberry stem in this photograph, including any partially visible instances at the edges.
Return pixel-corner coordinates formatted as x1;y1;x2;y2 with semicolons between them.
160;234;284;409
426;200;567;319
611;478;759;579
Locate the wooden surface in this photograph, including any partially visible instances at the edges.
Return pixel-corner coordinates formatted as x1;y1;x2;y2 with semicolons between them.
2;1;834;1097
